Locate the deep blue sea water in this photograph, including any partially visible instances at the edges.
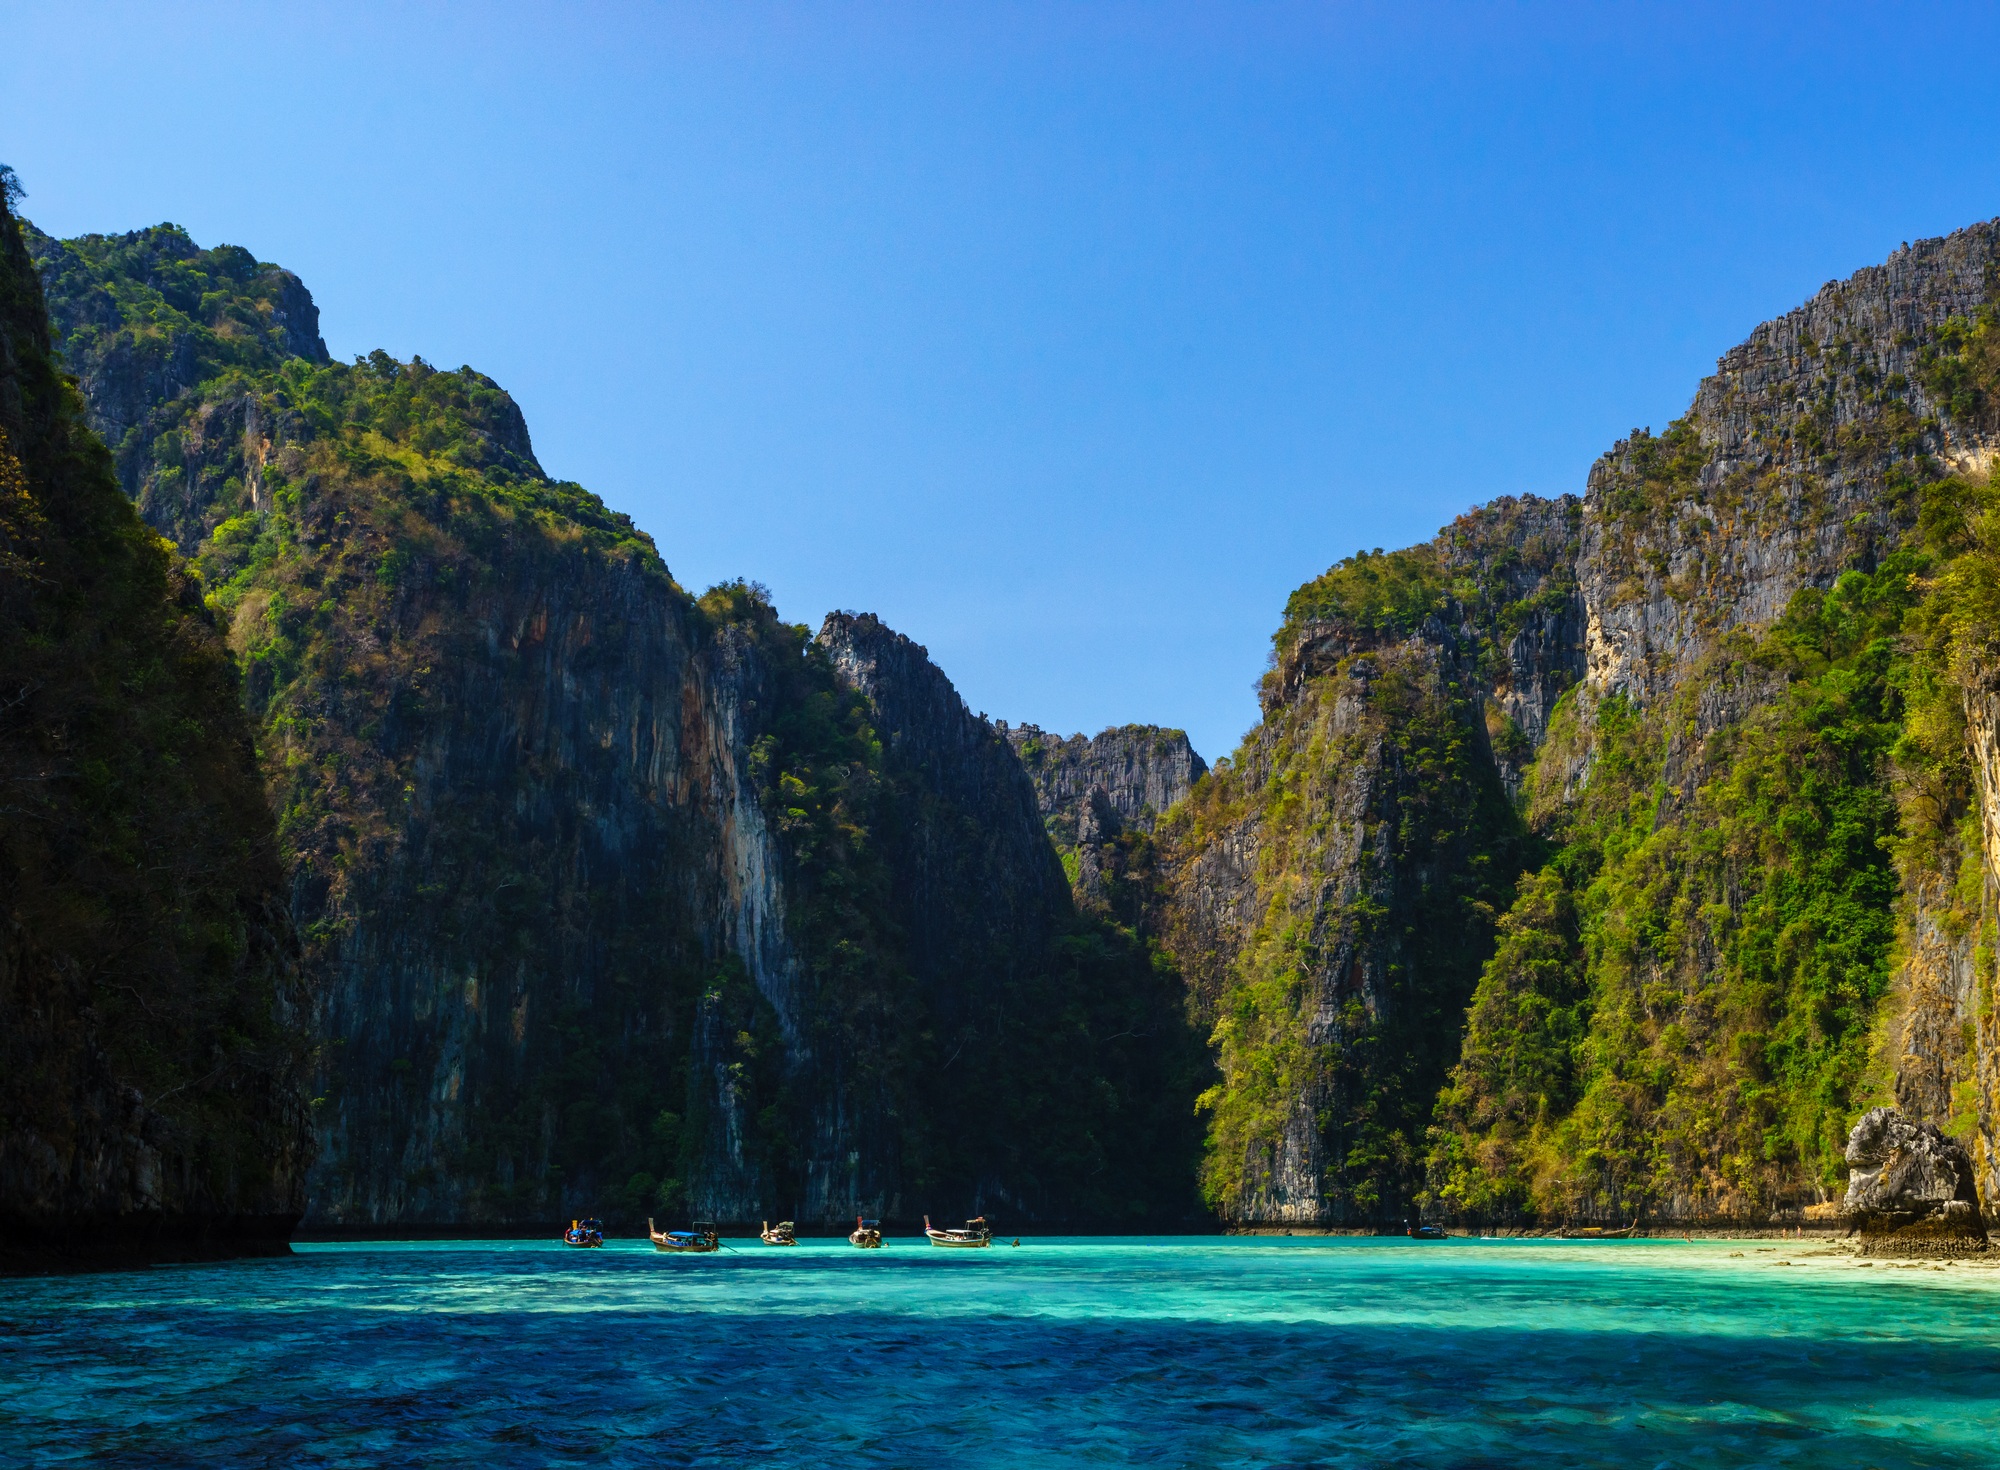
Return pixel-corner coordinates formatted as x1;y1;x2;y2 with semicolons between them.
3;1235;1998;1467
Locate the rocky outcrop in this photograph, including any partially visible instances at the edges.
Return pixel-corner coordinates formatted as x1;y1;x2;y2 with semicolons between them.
1581;225;2000;708
1843;1108;1989;1254
28;222;330;513
1004;723;1207;844
1002;722;1207;911
1163;616;1529;1223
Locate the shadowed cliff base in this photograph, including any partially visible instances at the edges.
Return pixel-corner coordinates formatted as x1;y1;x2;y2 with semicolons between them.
0;1211;300;1275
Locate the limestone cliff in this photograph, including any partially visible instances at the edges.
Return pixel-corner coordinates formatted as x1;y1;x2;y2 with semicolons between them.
1178;216;2000;1229
1160;499;1565;1224
1003;722;1206;911
0;182;311;1268
27;214;1202;1230
1005;723;1207;844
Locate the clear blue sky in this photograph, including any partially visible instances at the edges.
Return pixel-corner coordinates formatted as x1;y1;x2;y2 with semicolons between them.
9;3;2000;760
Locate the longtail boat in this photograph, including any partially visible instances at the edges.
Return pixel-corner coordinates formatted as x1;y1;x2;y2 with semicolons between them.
849;1216;883;1249
1559;1219;1640;1240
760;1220;797;1246
1407;1223;1448;1240
563;1218;604;1248
649;1218;720;1253
924;1215;992;1248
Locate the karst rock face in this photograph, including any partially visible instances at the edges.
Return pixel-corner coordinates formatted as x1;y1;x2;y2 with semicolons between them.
1005;723;1207;842
1003;722;1207;910
35;188;2000;1242
24;218;1199;1235
1172;218;2000;1229
1842;1108;1988;1254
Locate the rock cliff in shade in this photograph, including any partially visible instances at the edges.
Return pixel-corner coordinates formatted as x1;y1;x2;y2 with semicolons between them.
1174;216;2000;1228
0;188;312;1269
26;216;1204;1232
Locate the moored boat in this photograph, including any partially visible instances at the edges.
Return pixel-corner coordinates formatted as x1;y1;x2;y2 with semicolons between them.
849;1216;883;1249
924;1215;992;1248
1559;1219;1640;1240
1407;1223;1448;1240
563;1218;605;1248
761;1220;797;1246
649;1218;721;1253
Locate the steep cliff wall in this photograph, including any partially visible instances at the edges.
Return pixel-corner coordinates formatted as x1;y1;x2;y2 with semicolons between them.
28;212;1204;1230
1428;218;2000;1225
813;614;1206;1220
1172;218;2000;1229
1004;723;1207;843
0;181;311;1269
1003;721;1207;912
1159;498;1571;1224
1580;224;2000;706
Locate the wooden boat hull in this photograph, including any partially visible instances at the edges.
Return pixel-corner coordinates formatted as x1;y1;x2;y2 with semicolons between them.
924;1230;992;1248
649;1218;720;1253
924;1216;992;1248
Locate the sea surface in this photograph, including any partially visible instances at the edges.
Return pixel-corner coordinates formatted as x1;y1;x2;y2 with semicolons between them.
3;1234;1998;1467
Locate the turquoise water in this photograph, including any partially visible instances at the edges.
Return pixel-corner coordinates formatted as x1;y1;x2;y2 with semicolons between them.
4;1236;1998;1466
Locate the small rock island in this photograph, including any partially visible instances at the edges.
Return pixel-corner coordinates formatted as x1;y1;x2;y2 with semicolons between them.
1843;1108;1989;1256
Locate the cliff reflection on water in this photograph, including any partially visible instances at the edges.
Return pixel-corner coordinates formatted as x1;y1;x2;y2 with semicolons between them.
3;1237;1996;1467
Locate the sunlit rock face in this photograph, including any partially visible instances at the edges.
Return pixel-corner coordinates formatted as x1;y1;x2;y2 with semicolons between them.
1004;722;1208;843
1843;1108;1988;1255
1166;217;2000;1230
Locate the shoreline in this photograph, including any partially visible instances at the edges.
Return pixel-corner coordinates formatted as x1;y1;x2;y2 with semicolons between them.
1224;1224;1851;1240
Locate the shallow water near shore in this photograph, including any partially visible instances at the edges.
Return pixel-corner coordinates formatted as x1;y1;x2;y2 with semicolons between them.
4;1235;1998;1467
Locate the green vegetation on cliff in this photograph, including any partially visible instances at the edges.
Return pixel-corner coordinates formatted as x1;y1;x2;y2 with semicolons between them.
1426;295;2000;1220
1428;555;1916;1217
1174;639;1532;1221
28;209;1206;1229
